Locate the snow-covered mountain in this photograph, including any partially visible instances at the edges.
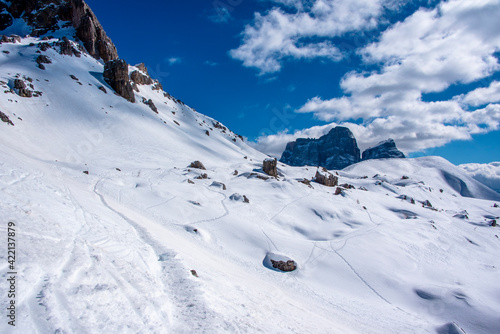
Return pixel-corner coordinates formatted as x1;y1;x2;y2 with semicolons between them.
461;162;500;194
1;2;500;334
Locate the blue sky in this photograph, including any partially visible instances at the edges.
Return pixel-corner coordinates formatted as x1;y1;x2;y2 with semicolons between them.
85;0;500;165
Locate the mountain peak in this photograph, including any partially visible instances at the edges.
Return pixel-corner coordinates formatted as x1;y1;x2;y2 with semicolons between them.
362;138;405;161
0;0;118;62
280;126;361;170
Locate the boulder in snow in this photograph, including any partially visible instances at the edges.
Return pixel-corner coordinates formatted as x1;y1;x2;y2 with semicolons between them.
263;158;278;177
210;181;226;190
314;168;338;187
0;111;14;126
189;161;206;170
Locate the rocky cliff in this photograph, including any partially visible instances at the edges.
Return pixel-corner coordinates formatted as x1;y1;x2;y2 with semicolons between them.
0;0;118;62
362;139;405;161
280;126;361;170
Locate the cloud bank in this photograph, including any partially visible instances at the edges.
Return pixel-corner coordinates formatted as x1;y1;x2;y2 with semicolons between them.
461;162;500;193
238;0;500;157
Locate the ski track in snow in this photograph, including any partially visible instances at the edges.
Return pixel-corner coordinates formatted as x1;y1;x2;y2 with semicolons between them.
92;177;227;333
1;34;500;333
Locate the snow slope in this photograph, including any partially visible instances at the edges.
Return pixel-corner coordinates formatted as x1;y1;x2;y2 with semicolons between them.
1;36;500;334
461;162;500;194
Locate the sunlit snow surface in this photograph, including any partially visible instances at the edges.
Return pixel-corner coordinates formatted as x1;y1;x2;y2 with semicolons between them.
1;37;500;334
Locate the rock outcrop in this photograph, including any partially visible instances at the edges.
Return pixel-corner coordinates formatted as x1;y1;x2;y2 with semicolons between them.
103;59;135;103
314;168;338;187
270;259;296;272
0;2;12;30
131;70;154;86
14;79;33;97
1;0;118;62
189;161;206;170
142;98;157;113
57;36;82;57
362;139;405;161
0;111;14;126
280;126;360;170
263;158;278;177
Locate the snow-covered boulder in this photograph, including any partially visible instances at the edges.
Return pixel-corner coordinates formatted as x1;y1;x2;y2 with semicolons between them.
314;168;338;187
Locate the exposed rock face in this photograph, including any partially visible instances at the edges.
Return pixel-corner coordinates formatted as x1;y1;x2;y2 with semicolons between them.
73;0;118;62
1;0;118;62
189;161;206;170
0;2;12;30
0;111;14;126
271;260;296;272
57;36;82;57
14;79;33;97
103;59;135;103
131;70;153;86
36;55;52;65
263;158;278;177
14;79;26;90
280;126;360;170
0;34;20;43
142;98;157;113
314;169;338;187
362;139;405;161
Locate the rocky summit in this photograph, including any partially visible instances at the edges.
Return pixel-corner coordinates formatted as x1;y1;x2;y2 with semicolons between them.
362;138;406;161
0;0;118;62
280;126;361;170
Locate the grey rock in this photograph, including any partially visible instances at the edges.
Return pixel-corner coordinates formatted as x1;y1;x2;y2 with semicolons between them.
0;111;14;126
131;70;153;86
36;55;52;64
362;139;405;161
1;0;118;62
189;161;206;170
271;260;296;272
14;79;32;97
142;98;157;113
14;79;26;90
57;37;81;57
103;59;135;103
280;126;360;170
263;158;278;177
314;169;338;187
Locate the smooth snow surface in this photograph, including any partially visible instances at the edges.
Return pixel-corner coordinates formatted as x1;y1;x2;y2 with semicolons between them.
1;37;500;334
461;162;500;194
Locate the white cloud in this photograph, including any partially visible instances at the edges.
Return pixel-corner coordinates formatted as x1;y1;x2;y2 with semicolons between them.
230;0;390;74
167;57;182;65
461;81;500;107
245;0;500;157
293;0;500;154
249;123;336;157
461;162;500;193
